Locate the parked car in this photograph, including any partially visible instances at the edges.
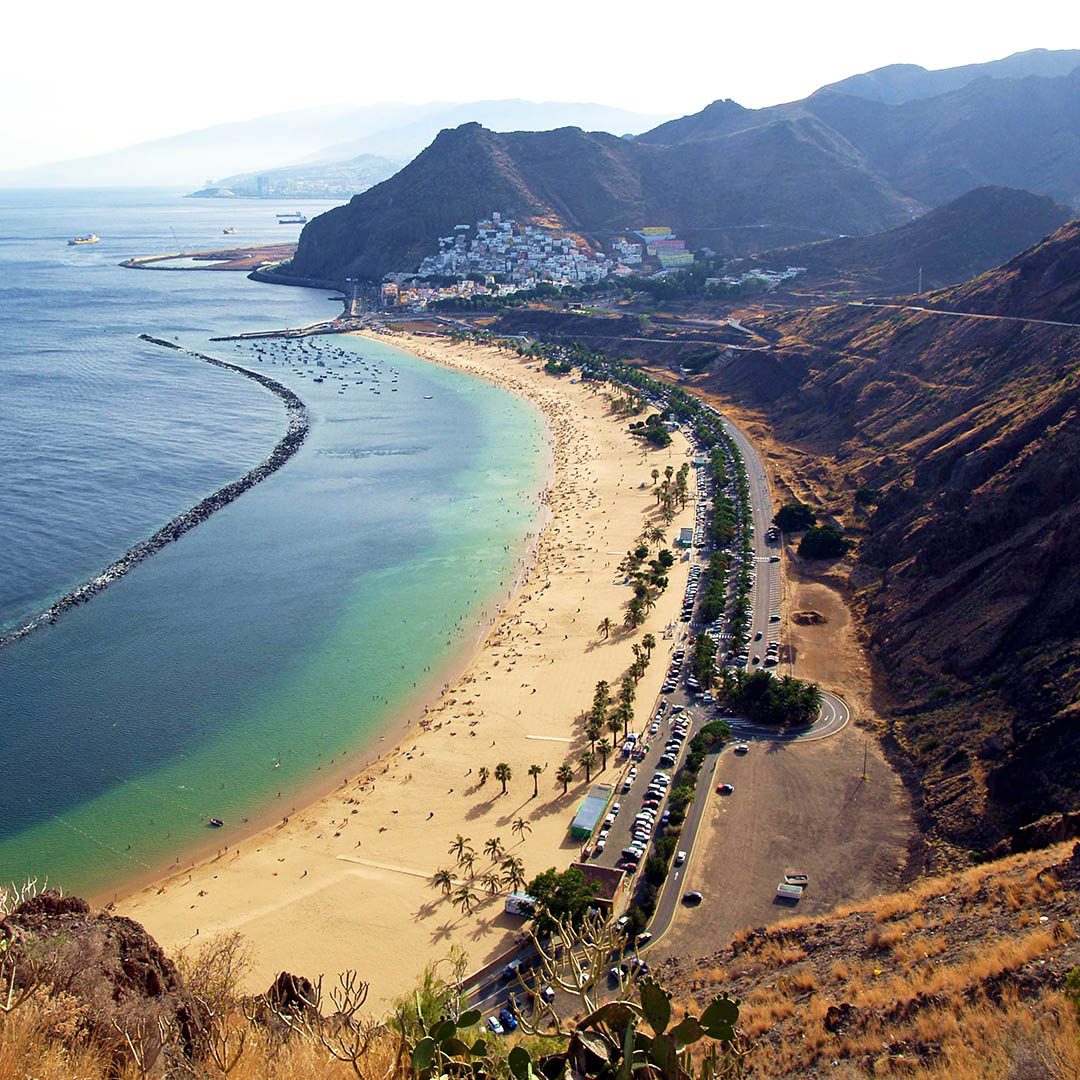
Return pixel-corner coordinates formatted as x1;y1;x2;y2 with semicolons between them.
487;1016;505;1035
498;1008;518;1032
675;850;687;866
734;743;750;754
716;783;735;795
682;891;703;905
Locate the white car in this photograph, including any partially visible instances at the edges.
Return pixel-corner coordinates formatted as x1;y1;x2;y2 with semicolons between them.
675;850;687;866
487;1016;505;1035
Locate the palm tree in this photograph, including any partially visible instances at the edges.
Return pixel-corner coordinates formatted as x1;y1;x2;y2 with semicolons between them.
664;465;674;485
619;700;634;739
528;764;544;798
430;868;454;895
651;468;660;485
454;885;476;916
478;766;490;787
494;762;512;794
448;834;471;861
642;633;656;658
459;850;478;878
597;738;611;770
594;680;611;712
608;714;623;746
579;750;595;783
596;617;615;639
511;817;531;843
556;763;574;793
646;523;665;548
484;836;505;862
480;871;503;896
586;718;602;752
500;856;527;893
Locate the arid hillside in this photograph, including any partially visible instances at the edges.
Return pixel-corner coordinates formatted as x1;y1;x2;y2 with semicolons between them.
661;840;1080;1078
694;221;1080;857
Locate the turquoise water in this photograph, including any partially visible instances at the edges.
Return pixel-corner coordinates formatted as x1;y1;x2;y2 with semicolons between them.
0;192;549;897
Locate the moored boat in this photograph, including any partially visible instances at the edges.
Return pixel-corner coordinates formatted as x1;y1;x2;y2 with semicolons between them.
68;233;100;245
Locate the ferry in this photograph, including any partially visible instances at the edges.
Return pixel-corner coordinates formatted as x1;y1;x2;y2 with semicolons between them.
276;211;308;225
68;233;100;246
223;226;237;235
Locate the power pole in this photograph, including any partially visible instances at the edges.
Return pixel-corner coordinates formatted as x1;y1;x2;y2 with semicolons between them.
917;266;923;294
862;740;868;781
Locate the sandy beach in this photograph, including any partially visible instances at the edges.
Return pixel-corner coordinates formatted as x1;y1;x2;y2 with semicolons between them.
116;332;701;1007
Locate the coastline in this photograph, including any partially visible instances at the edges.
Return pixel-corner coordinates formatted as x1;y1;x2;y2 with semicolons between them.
0;337;308;649
114;332;702;1007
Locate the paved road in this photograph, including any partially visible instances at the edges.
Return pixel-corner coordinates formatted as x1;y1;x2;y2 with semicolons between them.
850;300;1080;330
725;689;850;742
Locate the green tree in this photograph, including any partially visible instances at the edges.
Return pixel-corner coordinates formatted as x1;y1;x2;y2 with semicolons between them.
484;836;504;862
459;850;477;878
494;762;512;794
579;750;595;782
651;467;660;485
477;766;490;787
798;524;851;559
641;632;656;658
773;501;817;532
528;763;544;798
556;763;575;793
453;885;476;916
430;868;454;895
448;834;471;861
597;738;611;770
480;871;503;896
500;855;527;893
512;817;532;843
525;866;598;936
597;617;615;639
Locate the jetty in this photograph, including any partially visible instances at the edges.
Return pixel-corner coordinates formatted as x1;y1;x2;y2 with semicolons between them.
0;337;310;650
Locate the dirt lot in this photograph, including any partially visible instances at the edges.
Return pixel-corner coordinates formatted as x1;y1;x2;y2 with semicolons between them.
654;727;910;960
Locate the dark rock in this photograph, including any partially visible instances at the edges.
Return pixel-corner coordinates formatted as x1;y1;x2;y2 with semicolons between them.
265;971;316;1013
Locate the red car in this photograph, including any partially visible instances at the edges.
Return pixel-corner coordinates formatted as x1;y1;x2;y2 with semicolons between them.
716;783;734;795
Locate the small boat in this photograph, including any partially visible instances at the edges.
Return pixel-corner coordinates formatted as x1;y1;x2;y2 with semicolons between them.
423;395;433;400
223;226;237;235
276;211;308;225
68;233;99;245
208;817;224;828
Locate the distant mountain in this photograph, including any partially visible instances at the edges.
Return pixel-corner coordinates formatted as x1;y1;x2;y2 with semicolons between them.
704;219;1080;852
812;48;1080;104
0;100;671;191
642;66;1080;209
285;120;915;283
283;50;1080;285
738;186;1074;295
300;100;672;165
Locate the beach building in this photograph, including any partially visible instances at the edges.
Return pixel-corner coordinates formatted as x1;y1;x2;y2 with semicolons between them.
570;783;613;839
677;527;694;548
569;862;626;914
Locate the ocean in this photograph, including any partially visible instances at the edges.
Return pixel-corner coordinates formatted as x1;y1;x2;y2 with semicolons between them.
0;189;549;896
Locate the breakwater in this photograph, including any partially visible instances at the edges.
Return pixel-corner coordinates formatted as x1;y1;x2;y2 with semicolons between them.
0;336;309;650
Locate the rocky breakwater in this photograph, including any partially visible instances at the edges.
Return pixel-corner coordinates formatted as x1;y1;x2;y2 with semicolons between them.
0;335;310;649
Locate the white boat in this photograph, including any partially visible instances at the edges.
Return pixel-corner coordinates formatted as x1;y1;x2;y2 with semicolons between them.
68;233;99;245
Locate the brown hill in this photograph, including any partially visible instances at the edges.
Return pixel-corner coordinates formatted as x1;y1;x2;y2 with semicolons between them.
285;119;913;284
925;217;1080;321
736;186;1074;296
695;221;1080;854
660;840;1080;1077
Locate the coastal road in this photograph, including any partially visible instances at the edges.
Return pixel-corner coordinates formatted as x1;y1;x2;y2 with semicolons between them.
725;689;850;743
849;300;1080;331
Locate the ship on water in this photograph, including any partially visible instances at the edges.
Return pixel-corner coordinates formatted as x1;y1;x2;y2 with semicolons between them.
223;226;237;235
68;233;100;245
276;211;308;225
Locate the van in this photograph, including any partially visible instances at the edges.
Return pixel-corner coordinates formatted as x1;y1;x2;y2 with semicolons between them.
776;883;803;902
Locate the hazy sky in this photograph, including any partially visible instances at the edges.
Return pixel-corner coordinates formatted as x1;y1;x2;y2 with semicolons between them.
4;0;1079;170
